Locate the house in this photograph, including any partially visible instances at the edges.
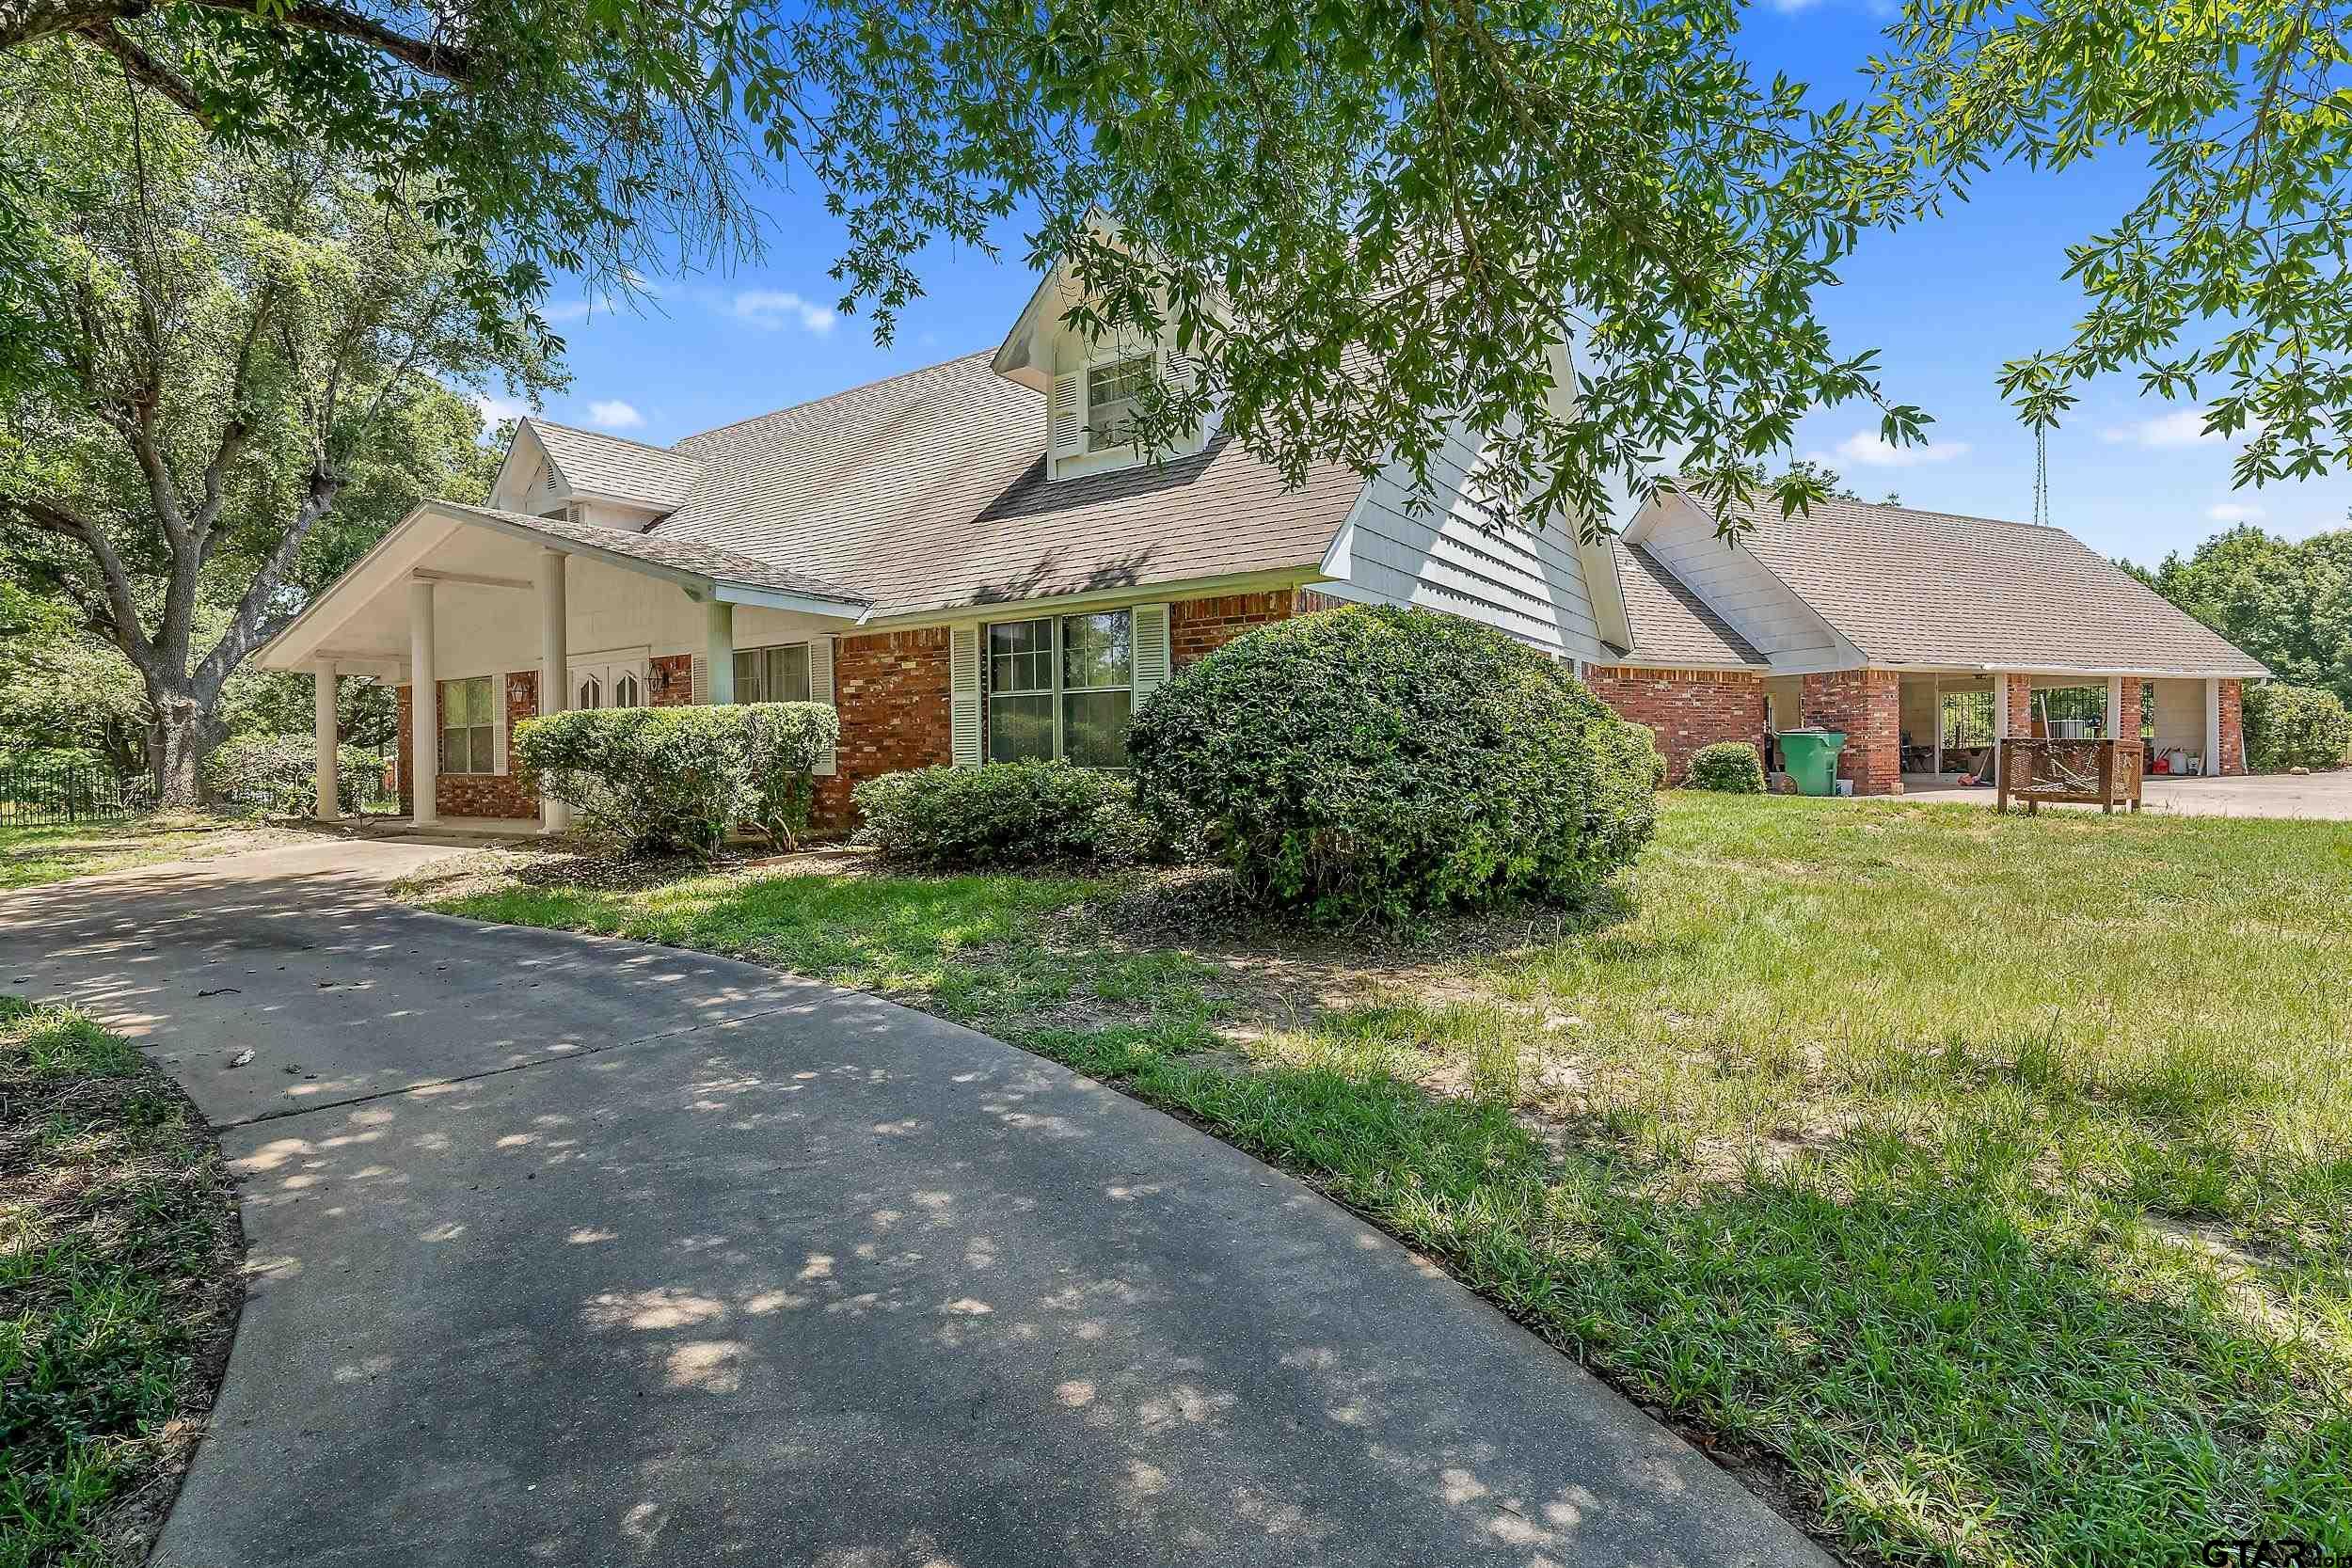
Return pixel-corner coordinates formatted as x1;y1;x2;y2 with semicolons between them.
256;263;2267;827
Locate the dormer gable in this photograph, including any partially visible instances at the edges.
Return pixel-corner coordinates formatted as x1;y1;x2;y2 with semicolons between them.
991;237;1217;483
485;418;702;532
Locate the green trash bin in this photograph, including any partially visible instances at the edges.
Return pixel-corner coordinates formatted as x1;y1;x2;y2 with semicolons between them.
1778;728;1846;797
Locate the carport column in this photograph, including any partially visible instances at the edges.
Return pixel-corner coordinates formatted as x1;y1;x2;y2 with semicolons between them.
538;547;570;834
408;578;437;825
1991;672;2010;787
704;596;735;705
312;661;340;822
2204;678;2223;777
2106;675;2128;743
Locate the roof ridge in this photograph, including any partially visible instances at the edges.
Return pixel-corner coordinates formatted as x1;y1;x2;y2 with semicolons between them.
677;348;999;447
527;419;692;459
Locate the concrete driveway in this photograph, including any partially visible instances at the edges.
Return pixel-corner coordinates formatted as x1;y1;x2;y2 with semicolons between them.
1906;768;2352;818
1;839;1823;1568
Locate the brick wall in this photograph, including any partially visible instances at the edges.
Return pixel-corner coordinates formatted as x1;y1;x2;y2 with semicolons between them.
1581;666;1764;784
2219;679;2246;775
649;653;693;707
814;626;953;832
1171;590;1297;668
1802;669;1903;796
394;671;542;819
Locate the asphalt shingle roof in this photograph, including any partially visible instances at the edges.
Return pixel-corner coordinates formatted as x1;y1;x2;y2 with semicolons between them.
1611;540;1767;667
1679;491;2269;676
434;502;867;606
651;352;1361;620
529;420;705;511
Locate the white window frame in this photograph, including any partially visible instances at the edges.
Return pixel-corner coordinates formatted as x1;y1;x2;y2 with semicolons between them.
984;609;1135;768
730;641;814;705
1082;352;1154;455
438;675;498;776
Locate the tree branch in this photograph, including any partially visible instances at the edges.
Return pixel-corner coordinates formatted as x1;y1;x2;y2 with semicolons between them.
12;0;473;86
72;21;209;124
194;472;341;693
0;497;153;665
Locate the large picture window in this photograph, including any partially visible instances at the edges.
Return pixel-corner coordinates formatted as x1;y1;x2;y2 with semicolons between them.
987;610;1133;767
733;643;811;704
439;676;496;775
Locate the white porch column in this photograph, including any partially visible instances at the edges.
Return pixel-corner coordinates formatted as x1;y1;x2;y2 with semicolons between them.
2106;674;2128;742
312;662;340;822
704;597;736;705
538;548;571;834
2204;677;2223;776
409;578;437;824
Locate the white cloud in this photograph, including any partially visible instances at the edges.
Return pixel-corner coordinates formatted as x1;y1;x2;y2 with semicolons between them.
1766;0;1824;12
2098;407;2219;449
587;399;645;431
544;299;595;324
731;289;837;334
2206;501;2266;523
471;392;529;426
1816;430;1974;469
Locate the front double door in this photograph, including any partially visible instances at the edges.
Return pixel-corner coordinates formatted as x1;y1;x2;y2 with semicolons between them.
569;654;648;712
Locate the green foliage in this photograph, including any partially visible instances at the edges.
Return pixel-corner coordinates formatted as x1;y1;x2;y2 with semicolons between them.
2242;683;2352;773
1619;721;1669;787
1129;606;1658;924
0;49;550;802
852;761;1149;870
0;999;238;1567
514;707;750;859
2129;525;2352;709
1686;740;1767;792
220;671;399;751
738;703;840;850
202;735;380;814
1882;0;2352;486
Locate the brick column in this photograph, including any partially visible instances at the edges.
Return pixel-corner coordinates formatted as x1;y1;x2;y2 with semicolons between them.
2005;673;2036;737
1802;669;1903;796
2218;679;2246;775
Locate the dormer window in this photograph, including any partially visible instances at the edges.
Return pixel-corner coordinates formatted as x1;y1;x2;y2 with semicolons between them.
1085;355;1152;451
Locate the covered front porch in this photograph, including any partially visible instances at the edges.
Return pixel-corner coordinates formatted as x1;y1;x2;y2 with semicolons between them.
1895;670;2238;793
255;500;869;832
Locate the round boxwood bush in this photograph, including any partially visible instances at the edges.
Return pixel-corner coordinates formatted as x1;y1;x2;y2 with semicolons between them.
2242;682;2351;773
1128;605;1659;923
852;760;1147;869
1686;740;1766;793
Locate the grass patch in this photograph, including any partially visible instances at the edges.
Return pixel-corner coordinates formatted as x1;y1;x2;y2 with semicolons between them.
410;795;2352;1567
0;820;286;893
0;998;242;1567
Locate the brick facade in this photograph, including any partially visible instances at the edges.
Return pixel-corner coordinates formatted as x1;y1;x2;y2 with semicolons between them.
1580;666;1764;784
2219;679;2246;775
814;626;953;832
1171;590;1297;668
1802;669;1903;796
395;670;542;820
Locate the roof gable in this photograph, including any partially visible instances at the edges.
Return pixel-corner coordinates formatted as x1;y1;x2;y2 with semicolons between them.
1673;491;2269;676
523;420;704;512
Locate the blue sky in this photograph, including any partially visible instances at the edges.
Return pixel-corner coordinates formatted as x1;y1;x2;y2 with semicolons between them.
482;0;2352;569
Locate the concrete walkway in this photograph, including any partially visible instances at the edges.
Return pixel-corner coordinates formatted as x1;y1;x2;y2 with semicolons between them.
1903;768;2352;818
1;841;1825;1568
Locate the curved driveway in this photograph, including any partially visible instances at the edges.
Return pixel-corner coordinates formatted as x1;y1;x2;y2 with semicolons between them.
1;838;1823;1568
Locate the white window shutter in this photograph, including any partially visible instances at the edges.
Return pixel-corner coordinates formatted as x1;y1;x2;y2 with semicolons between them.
950;625;982;767
1048;371;1084;458
691;654;708;705
809;637;837;776
1132;604;1172;704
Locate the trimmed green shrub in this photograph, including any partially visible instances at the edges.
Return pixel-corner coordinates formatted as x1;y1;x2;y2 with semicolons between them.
516;706;745;857
852;760;1148;869
1686;740;1766;793
203;735;380;815
1128;604;1659;923
1622;721;1669;788
2242;682;2351;773
739;703;840;849
516;703;837;857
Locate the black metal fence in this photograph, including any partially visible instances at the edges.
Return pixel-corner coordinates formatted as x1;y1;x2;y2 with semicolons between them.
0;762;155;826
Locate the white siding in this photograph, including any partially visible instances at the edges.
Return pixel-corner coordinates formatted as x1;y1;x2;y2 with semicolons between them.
1638;494;1839;660
2151;677;2205;766
1321;428;1612;661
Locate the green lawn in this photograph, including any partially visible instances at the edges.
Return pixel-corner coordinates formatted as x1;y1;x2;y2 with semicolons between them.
410;796;2352;1567
0;819;294;894
0;999;241;1568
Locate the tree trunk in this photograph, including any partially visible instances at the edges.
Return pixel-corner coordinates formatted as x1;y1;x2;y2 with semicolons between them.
151;689;222;809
